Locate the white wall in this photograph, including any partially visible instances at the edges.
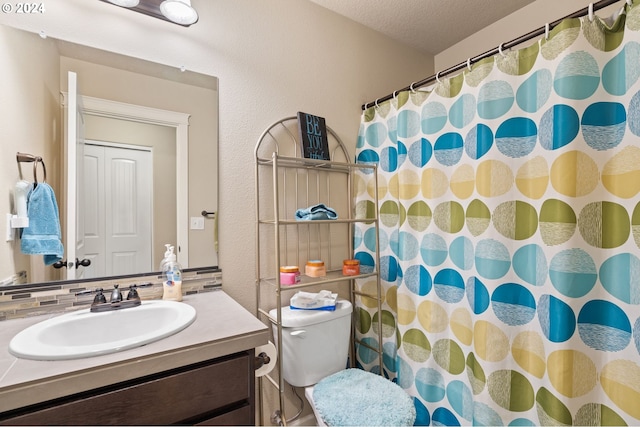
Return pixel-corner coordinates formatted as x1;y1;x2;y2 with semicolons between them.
0;26;61;284
435;0;623;71
0;0;433;309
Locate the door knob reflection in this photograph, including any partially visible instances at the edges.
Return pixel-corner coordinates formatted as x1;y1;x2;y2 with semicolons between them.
76;258;91;269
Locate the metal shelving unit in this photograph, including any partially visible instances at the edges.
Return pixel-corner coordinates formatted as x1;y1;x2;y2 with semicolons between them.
254;117;382;425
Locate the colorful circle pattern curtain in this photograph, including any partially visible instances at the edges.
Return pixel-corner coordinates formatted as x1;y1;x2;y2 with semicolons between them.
354;3;640;425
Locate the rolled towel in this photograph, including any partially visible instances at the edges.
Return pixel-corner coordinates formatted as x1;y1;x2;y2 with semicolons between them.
295;203;338;221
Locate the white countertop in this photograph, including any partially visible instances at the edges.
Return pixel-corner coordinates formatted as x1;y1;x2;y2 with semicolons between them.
0;290;269;413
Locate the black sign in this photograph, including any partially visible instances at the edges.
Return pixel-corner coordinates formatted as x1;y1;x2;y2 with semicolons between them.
297;111;330;160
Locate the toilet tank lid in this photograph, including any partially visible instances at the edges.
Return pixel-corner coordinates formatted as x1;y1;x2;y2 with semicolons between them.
269;299;352;328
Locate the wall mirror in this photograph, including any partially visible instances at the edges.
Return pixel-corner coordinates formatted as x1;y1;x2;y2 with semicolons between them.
1;23;219;288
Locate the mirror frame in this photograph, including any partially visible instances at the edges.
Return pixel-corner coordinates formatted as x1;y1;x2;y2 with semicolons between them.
61;93;191;268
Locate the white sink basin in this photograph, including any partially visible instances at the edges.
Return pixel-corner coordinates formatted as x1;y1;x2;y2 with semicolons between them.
9;300;196;361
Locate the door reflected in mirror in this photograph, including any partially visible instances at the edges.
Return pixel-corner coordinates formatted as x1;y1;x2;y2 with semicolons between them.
1;23;219;288
81;140;154;278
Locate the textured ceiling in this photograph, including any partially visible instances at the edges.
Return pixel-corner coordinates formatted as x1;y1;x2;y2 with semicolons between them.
308;0;536;55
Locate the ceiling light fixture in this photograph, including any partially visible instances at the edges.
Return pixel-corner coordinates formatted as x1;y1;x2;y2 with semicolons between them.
99;0;199;27
107;0;140;7
160;0;198;26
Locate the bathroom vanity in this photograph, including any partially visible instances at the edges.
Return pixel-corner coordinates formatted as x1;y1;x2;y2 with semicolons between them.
0;291;268;425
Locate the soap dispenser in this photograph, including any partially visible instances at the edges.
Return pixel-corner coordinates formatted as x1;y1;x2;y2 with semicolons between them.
159;244;172;271
161;245;183;302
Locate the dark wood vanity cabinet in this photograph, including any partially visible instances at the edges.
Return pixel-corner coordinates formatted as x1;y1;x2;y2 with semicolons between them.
0;351;255;425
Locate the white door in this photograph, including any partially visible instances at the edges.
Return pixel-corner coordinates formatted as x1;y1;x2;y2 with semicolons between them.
64;71;86;280
83;142;153;278
82;145;103;278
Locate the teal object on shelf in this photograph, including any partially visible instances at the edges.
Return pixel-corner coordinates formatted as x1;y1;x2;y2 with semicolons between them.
295;203;338;220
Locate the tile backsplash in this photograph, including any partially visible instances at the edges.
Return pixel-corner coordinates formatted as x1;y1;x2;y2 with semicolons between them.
0;268;222;321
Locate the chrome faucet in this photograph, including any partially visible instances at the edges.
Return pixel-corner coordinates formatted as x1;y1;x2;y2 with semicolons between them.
76;283;153;312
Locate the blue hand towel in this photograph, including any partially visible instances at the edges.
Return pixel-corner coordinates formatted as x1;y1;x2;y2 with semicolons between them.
295;203;338;221
21;183;64;266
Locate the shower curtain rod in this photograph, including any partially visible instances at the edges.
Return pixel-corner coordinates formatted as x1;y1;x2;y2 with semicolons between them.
362;0;624;110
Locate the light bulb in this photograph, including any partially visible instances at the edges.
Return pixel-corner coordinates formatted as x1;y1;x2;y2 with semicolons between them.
107;0;140;7
160;0;199;25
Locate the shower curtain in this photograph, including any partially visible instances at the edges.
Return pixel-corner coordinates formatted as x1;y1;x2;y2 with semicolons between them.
354;3;640;425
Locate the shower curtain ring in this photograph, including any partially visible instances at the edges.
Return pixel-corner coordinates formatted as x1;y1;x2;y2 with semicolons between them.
374;98;380;109
435;71;442;84
498;43;507;57
467;58;472;71
588;3;594;21
545;23;550;40
410;82;416;93
393;90;398;100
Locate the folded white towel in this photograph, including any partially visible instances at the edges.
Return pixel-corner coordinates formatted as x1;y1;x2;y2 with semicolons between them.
290;290;337;311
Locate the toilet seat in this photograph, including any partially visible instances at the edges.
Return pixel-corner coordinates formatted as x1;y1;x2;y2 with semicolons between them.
304;386;327;427
309;369;415;426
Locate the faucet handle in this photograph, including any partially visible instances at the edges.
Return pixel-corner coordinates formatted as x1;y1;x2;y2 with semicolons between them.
127;284;140;300
93;288;107;305
110;284;123;303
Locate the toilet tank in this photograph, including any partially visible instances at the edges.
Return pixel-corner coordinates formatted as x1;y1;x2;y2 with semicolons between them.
270;300;352;387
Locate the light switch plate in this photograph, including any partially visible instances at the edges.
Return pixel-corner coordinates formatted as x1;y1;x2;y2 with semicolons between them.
190;216;205;230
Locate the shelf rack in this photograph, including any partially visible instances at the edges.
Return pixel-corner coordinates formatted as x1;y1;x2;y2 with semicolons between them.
254;117;382;425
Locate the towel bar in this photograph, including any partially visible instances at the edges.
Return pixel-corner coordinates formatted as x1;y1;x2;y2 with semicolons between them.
16;152;47;184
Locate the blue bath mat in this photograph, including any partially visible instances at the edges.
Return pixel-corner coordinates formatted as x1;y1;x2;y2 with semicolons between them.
313;368;415;426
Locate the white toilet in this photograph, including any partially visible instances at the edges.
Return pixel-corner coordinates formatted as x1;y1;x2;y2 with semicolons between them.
270;300;415;426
